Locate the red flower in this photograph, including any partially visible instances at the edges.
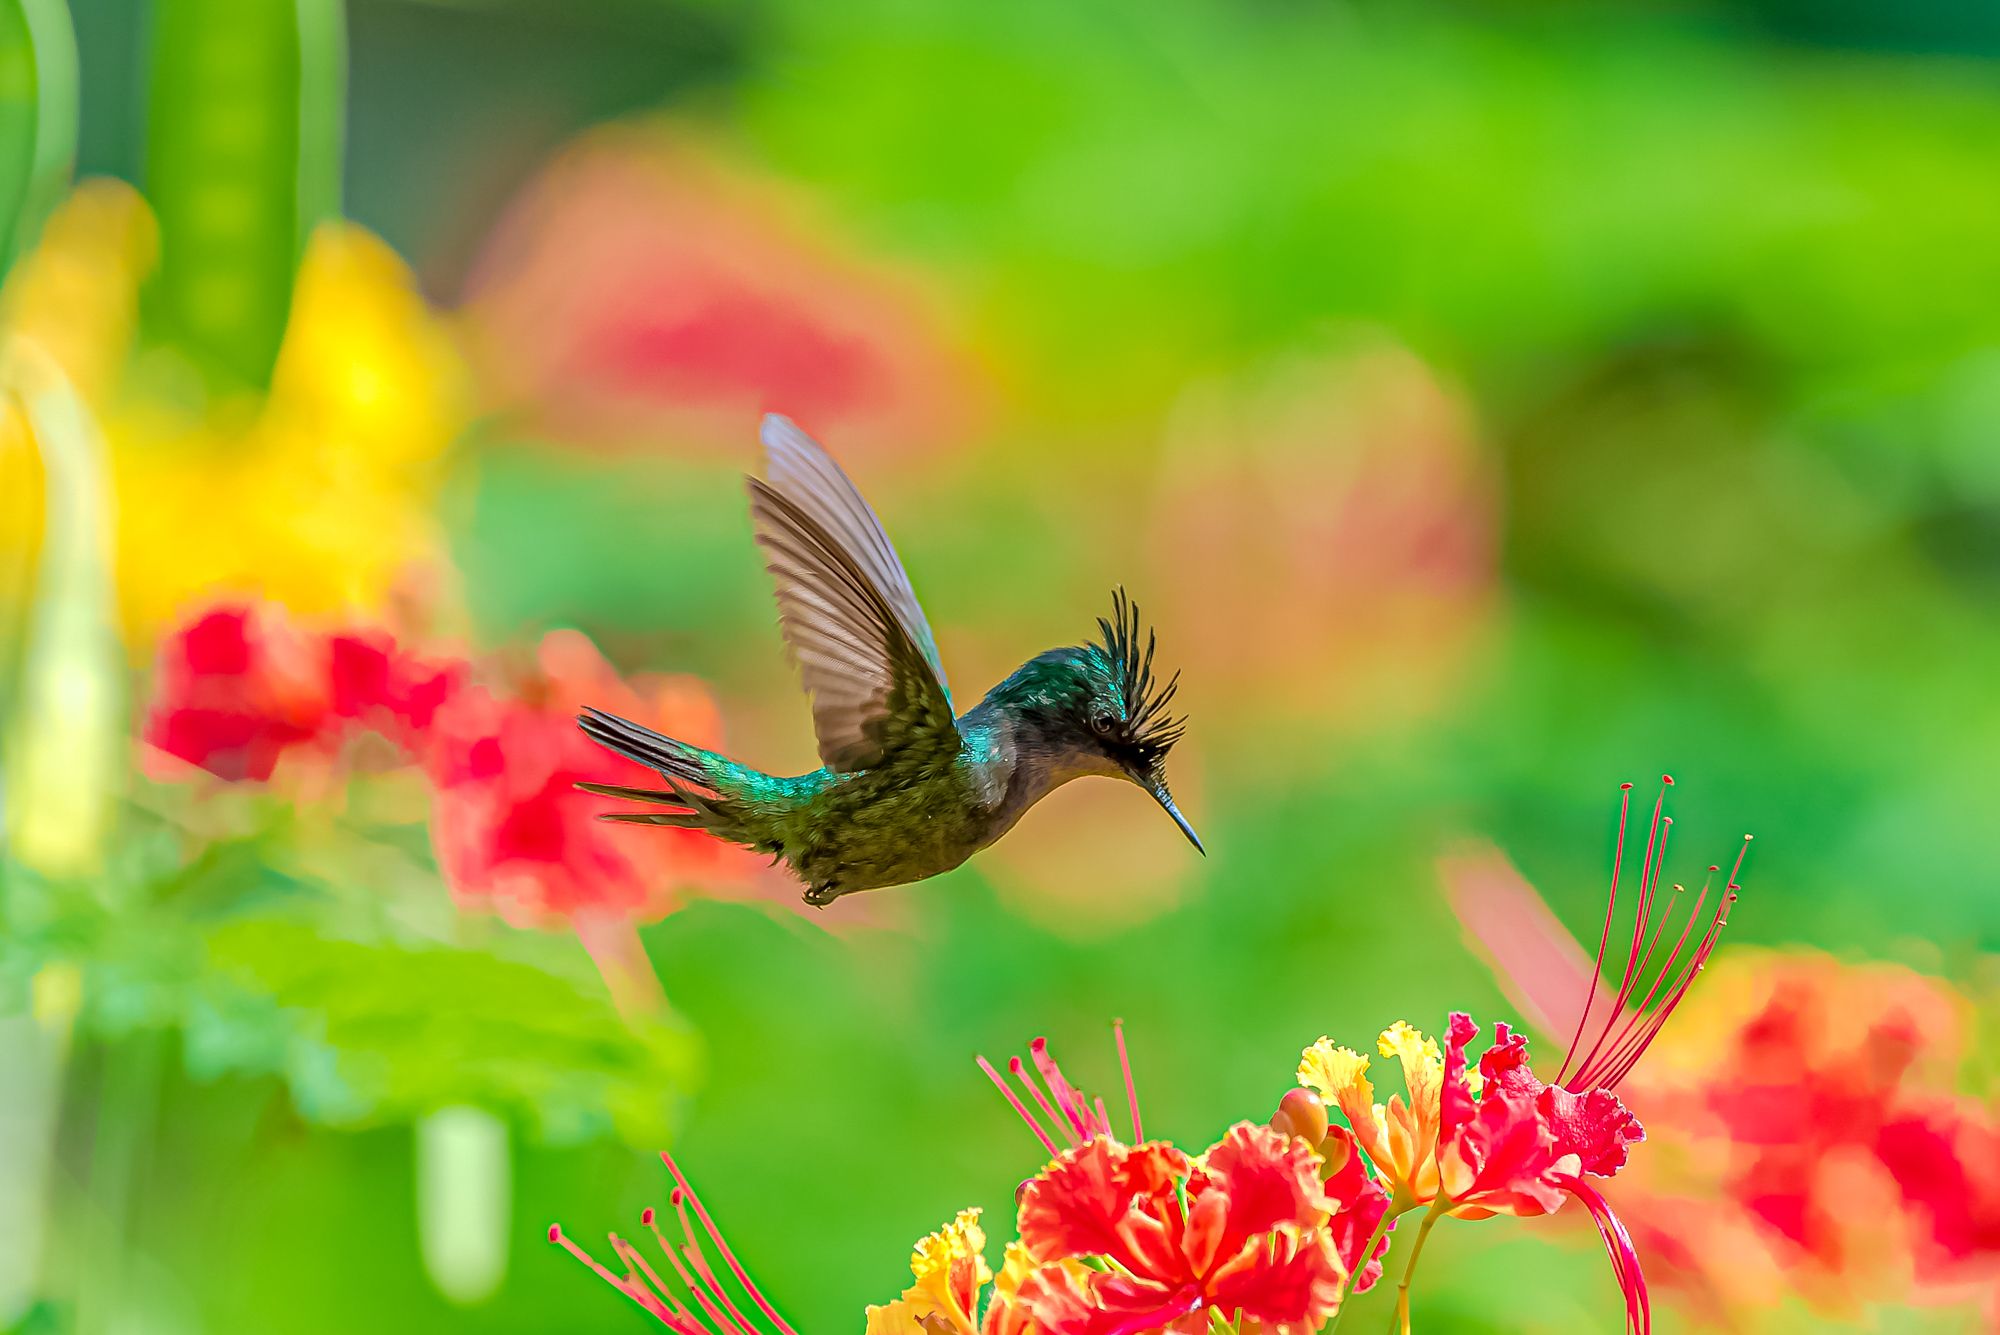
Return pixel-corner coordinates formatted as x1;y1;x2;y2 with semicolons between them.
144;602;461;782
1436;777;1754;1334
982;1027;1389;1333
145;605;332;782
550;1152;797;1335
425;629;752;928
326;628;463;750
1014;1128;1350;1335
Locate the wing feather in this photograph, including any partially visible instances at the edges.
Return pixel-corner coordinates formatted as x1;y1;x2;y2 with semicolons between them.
751;416;956;772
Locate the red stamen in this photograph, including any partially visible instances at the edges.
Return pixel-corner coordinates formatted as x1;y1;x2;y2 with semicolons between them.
1561;1175;1651;1334
1597;887;1737;1089
1029;1038;1094;1140
1116;1017;1144;1143
1559;781;1639;1085
1575;881;1712;1090
668;1194;763;1335
1561;783;1750;1093
660;1154;799;1335
979;1055;1061;1156
616;1231;713;1333
1010;1054;1074;1146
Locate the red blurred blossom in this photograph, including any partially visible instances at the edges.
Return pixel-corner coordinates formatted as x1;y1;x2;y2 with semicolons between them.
425;629;755;930
461;127;981;460
144;602;464;782
983;1027;1389;1334
145;602;755;952
1615;950;2000;1325
550;1151;797;1335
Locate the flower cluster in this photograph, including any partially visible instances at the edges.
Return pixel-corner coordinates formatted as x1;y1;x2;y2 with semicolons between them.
550;778;1751;1334
143;600;754;929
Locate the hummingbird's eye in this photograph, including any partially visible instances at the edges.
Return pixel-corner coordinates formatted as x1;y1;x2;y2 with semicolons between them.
1090;711;1117;736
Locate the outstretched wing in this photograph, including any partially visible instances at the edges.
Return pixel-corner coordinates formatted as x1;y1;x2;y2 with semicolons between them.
750;414;957;772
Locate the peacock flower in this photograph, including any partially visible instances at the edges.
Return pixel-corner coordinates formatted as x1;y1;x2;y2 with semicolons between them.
1295;1020;1474;1209
1611;949;2000;1325
1014;1128;1350;1335
549;1152;796;1335
981;1027;1389;1334
109;218;469;639
424;629;753;933
1423;775;1755;1334
1148;338;1498;745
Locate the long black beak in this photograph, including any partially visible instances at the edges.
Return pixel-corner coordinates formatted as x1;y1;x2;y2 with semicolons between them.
1145;778;1204;855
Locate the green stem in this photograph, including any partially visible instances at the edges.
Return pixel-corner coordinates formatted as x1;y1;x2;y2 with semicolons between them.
74;1031;163;1335
1328;1190;1408;1332
1388;1196;1449;1335
572;912;668;1022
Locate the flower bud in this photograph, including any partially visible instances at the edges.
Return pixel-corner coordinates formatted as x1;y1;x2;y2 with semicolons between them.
1269;1087;1328;1146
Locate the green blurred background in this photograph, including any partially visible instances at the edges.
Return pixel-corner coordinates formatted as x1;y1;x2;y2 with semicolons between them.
3;0;1999;1331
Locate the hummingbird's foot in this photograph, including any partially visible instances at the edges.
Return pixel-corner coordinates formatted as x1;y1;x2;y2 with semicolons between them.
802;883;839;908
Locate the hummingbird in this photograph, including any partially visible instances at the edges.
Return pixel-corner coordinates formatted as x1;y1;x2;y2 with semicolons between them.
576;414;1201;908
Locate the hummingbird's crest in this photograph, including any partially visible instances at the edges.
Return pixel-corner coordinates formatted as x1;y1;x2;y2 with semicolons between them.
1090;588;1188;762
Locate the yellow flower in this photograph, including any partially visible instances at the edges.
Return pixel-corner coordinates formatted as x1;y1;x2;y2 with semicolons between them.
866;1208;993;1335
1299;1020;1481;1207
0;182;469;647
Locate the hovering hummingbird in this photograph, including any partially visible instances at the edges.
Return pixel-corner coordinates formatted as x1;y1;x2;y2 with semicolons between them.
577;414;1201;908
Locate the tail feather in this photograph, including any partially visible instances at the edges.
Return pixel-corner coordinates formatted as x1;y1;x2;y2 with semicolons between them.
578;707;719;794
575;706;749;838
574;780;693;807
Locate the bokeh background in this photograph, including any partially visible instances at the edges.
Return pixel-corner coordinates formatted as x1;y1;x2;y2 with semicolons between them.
2;0;1998;1331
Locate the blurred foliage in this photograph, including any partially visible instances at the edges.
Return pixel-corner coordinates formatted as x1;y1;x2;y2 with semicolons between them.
0;2;1995;1334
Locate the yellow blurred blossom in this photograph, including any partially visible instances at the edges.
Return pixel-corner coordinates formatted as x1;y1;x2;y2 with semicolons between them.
0;180;469;647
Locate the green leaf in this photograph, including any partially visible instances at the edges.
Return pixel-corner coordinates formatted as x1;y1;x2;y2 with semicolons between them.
196;917;701;1145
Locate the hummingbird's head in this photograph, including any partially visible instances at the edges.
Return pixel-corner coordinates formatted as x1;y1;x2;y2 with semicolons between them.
1018;589;1200;854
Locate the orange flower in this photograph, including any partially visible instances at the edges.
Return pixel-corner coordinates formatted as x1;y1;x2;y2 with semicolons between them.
1014;1128;1352;1335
